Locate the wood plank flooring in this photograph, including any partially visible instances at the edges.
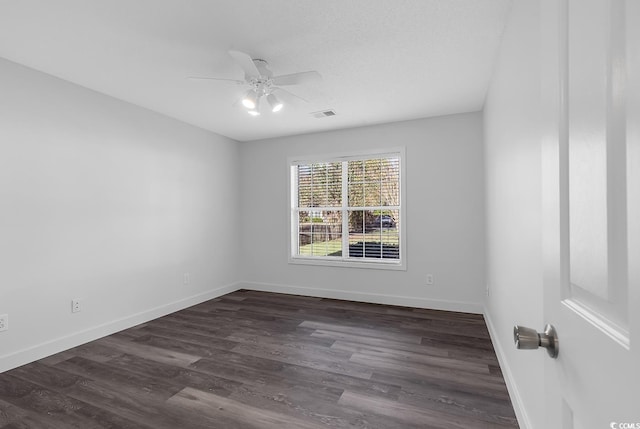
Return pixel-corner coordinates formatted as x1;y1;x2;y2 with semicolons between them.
0;290;519;428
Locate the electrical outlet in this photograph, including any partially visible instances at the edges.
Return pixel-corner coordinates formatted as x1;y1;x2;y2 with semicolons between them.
426;274;434;285
183;272;190;285
0;314;8;332
71;299;81;313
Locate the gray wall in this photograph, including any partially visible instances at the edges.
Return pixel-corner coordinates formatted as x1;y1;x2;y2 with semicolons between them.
0;58;241;371
239;113;486;312
483;2;543;428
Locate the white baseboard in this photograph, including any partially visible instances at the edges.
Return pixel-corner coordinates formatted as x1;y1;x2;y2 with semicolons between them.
0;282;240;373
484;307;532;429
238;281;483;314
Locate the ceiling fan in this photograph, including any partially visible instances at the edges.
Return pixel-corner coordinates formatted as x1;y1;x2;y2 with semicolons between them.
189;50;322;116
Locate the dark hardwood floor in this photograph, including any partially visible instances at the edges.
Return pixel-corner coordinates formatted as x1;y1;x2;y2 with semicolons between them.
0;290;518;428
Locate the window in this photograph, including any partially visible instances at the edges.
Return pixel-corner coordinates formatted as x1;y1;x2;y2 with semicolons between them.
289;149;405;269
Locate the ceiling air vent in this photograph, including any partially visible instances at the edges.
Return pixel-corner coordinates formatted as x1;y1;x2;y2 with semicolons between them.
311;109;336;118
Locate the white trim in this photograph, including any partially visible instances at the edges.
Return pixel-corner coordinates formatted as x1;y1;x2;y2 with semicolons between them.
341;160;349;257
238;281;483;314
483;307;533;429
289;165;298;257
288;256;406;271
293;205;400;212
289;147;405;165
0;282;241;373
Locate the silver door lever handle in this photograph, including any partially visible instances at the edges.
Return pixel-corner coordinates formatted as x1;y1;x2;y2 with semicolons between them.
513;324;559;358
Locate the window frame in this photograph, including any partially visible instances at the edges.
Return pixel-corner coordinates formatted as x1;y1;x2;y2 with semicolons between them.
288;147;406;270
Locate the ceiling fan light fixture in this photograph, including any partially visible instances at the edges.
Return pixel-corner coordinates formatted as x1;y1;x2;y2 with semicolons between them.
242;90;258;109
189;50;322;118
267;93;283;112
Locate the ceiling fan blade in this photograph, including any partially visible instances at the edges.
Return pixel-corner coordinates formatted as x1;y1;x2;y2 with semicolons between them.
273;87;309;104
272;71;322;86
187;76;245;84
228;50;260;79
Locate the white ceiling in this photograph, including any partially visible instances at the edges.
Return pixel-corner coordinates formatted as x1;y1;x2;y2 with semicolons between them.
0;0;512;142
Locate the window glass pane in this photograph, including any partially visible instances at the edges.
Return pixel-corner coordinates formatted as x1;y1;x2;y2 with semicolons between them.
382;158;400;182
348;211;364;258
299;241;313;256
348;160;364;183
381;209;399;259
348;210;367;258
363;210;381;258
347;209;399;260
348;210;364;233
364;182;382;206
324;210;342;256
311;163;326;207
364;210;380;234
297;165;312;207
381;158;400;206
381;238;400;259
348;183;364;207
327;163;342;207
298;211;312;254
298;185;312;208
364;158;382;181
298;210;341;257
298;162;342;208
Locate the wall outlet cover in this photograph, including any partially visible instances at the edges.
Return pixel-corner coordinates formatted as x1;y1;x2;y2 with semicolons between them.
0;314;8;332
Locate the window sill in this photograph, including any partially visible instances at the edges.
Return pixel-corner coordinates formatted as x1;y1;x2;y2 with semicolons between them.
288;256;406;271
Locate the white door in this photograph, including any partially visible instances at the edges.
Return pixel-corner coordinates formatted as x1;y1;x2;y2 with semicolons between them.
540;0;640;428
